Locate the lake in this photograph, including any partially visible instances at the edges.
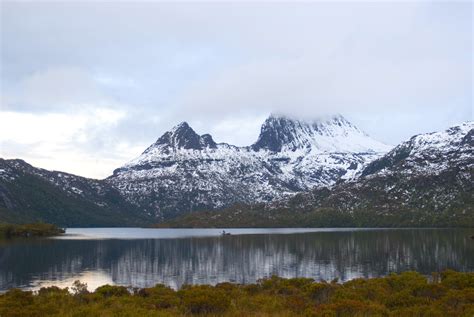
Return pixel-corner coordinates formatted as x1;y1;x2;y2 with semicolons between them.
1;228;473;291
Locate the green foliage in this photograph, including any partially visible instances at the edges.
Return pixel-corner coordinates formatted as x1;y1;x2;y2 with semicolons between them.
71;280;88;296
0;271;473;316
159;203;474;228
95;285;130;298
37;286;68;297
441;269;474;290
0;166;150;227
136;284;178;309
178;285;231;314
0;222;64;238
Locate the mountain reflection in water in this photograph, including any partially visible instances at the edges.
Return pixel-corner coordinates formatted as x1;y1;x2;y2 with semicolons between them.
0;229;472;291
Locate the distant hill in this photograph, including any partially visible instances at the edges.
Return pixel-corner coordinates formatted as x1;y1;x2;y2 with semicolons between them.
159;122;474;228
0;159;150;227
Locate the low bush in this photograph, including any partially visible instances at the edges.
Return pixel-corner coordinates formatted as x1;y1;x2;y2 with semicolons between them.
178;285;231;314
0;270;473;316
95;285;130;298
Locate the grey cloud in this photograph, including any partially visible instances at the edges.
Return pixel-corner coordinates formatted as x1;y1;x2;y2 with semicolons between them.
3;67;106;112
0;1;472;176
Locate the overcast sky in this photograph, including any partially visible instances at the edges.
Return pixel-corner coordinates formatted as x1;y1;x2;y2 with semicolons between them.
1;1;472;178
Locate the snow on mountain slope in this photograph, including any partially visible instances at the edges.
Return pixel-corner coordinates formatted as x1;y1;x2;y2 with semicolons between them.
252;114;390;153
241;121;474;225
361;121;474;178
107;114;391;219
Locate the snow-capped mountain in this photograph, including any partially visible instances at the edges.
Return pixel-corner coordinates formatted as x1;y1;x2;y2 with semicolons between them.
280;121;474;215
252;114;389;153
361;121;473;177
161;121;474;228
107;114;390;220
1;119;471;227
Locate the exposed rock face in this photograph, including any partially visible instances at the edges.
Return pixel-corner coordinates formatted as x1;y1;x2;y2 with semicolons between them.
160;122;474;228
107;114;390;220
1;118;471;227
251;114;382;153
142;122;218;153
273;121;474;221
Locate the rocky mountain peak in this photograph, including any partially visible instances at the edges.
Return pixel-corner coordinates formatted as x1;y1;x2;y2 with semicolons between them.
200;134;217;148
251;114;383;153
143;122;216;154
251;115;302;152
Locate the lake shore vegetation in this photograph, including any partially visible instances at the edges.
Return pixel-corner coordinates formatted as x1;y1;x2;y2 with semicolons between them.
0;270;473;316
0;222;65;239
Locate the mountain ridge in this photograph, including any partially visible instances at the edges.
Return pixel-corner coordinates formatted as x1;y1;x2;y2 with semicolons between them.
251;114;389;153
107;114;389;220
0;159;150;226
141;121;218;153
160;121;474;228
1;116;471;227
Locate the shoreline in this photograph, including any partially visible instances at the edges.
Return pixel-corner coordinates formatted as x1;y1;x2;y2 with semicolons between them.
0;223;65;239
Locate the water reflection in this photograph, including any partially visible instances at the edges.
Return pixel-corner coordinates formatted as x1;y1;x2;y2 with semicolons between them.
0;229;472;291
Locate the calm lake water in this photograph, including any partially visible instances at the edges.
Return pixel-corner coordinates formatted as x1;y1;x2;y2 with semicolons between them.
0;228;473;291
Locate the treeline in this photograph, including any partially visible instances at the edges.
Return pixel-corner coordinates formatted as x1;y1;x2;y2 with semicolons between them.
158;164;474;229
157;204;474;228
0;223;64;238
1;270;473;316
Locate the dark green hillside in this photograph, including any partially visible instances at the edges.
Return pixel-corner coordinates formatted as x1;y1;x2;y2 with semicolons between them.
0;159;148;227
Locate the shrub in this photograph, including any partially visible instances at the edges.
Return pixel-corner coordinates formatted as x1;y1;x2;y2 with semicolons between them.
0;271;473;316
215;282;238;293
71;280;88;296
179;285;231;314
138;284;178;309
441;269;474;290
316;299;388;316
0;289;36;317
37;286;69;297
305;282;335;304
95;285;130;298
386;271;428;292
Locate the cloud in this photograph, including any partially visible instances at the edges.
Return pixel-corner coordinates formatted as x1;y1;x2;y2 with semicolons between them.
190;114;268;146
0;109;142;178
3;66;122;112
176;55;470;121
1;1;472;177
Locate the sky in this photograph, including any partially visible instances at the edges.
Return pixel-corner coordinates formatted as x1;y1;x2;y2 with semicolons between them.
0;1;472;179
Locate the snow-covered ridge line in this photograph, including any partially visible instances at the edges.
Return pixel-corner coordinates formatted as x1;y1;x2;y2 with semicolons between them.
406;121;473;151
125;114;390;166
360;121;473;178
107;114;393;219
1;117;471;223
251;114;390;153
